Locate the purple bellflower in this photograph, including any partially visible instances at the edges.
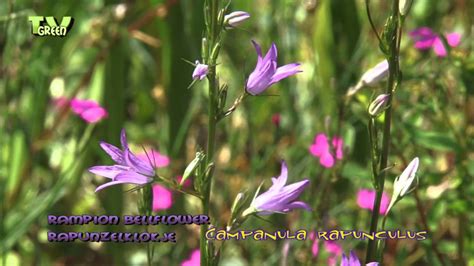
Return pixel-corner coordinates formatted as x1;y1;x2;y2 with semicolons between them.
341;251;379;266
243;161;310;216
192;60;209;80
246;41;302;95
89;129;155;192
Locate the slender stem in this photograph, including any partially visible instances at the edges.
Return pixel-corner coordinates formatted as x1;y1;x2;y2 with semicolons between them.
365;0;400;262
200;0;220;264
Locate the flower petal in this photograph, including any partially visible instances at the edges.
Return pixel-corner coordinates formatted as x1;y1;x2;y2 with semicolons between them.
120;128;128;149
124;149;155;177
320;152;335;168
152;184;173;211
263;42;278;63
269;161;288;190
251;40;263;66
80;106;108;123
283;201;311;212
95;180;131;192
114;170;152;184
99;141;123;164
446;32;461;47
89;165;128;179
433;37;448;57
270;63;301;84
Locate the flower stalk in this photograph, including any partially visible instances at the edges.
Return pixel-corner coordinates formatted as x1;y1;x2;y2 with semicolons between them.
365;0;402;262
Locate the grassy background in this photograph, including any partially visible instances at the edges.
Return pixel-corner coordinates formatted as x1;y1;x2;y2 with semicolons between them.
0;0;473;265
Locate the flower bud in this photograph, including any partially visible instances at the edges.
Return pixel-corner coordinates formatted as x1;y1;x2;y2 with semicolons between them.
192;61;209;81
360;60;389;87
347;60;389;96
386;157;420;214
399;0;413;16
368;94;390;117
224;11;250;28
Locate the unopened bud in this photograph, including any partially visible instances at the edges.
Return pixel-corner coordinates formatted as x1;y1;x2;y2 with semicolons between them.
224;11;250;28
399;0;413;16
368;94;390;117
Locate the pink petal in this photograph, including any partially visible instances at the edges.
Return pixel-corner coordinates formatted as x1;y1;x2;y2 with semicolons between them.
53;97;70;108
332;137;344;160
137;149;170;168
70;98;99;114
181;249;200;266
319;152;335;168
446;32;461;47
176;175;192;188
152;184;173;211
324;241;342;256
309;133;329;157
311;238;319;257
357;189;390;215
80;106;108;123
433;37;448;57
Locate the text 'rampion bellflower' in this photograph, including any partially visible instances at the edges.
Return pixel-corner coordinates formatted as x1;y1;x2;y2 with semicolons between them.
192;61;209;80
341;251;379;266
243;161;310;216
89;129;155;192
246;41;302;95
224;11;250;28
409;27;461;57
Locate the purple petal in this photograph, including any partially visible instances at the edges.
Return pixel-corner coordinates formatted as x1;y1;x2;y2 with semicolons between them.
349;251;361;266
124;149;155;177
366;262;379;266
263;43;278;63
269;161;288;190
283;201;311;212
192;62;209;80
341;253;349;266
99;141;123;163
89;165;128;179
251;40;263;66
120;129;128;149
270;63;302;84
95;180;131;192
114;170;152;184
246;59;276;95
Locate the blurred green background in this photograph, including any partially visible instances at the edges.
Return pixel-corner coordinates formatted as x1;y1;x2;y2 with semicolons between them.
0;0;473;265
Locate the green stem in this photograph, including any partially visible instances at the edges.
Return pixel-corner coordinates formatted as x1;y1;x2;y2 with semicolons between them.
365;0;400;262
200;0;220;264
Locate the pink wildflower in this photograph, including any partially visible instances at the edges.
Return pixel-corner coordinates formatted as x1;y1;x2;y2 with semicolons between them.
357;189;390;215
309;133;344;168
409;27;461;57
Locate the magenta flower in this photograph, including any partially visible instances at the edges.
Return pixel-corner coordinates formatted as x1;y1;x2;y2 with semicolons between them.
192;60;208;80
137;149;170;168
181;249;200;266
325;241;343;266
309;133;344;168
244;161;310;215
272;113;281;127
357;189;390;215
176;175;191;188
246;41;302;95
53;96;70;108
70;98;108;123
224;11;250;28
409;27;461;57
311;238;319;257
89;129;155;192
152;184;173;211
341;250;379;266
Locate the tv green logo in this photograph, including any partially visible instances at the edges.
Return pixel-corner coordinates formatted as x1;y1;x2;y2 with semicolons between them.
28;16;74;37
